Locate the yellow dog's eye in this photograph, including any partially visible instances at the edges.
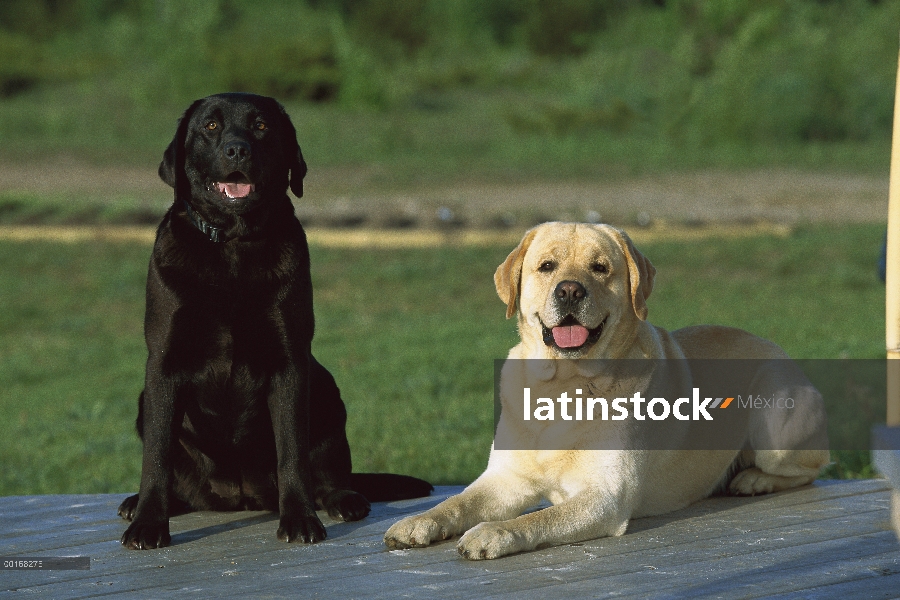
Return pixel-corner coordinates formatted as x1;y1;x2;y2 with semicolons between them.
592;263;608;274
205;121;218;131
538;261;555;273
256;121;267;131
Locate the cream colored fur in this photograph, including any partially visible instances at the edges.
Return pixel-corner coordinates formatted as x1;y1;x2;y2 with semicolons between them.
384;223;829;560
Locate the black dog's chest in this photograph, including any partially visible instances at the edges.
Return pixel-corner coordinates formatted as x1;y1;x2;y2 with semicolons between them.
146;224;314;446
181;288;288;380
153;237;310;370
182;302;262;394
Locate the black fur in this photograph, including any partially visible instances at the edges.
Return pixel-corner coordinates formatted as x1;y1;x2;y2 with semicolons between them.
119;93;431;550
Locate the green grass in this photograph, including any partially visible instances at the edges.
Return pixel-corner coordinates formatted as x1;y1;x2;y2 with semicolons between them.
0;191;165;226
0;241;149;495
0;82;890;187
0;222;887;496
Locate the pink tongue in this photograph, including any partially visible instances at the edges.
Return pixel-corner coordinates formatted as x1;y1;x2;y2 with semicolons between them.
217;182;253;198
552;325;589;348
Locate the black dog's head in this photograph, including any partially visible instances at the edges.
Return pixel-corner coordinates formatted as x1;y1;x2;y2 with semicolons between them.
159;93;307;220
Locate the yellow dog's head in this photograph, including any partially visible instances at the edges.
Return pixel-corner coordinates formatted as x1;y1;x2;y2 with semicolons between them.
495;222;656;358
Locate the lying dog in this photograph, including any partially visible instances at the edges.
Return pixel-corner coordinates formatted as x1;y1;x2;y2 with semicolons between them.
119;93;431;550
384;222;828;559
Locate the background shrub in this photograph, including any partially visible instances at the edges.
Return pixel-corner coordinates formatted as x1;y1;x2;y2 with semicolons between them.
2;0;898;173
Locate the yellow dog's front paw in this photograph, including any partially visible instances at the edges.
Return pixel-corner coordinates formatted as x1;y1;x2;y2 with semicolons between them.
457;522;521;560
384;515;450;549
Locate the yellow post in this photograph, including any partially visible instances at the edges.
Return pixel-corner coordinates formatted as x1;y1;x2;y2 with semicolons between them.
888;42;900;428
885;37;900;540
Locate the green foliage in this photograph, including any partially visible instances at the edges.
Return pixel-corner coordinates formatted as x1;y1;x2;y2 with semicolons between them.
0;223;887;494
209;6;343;102
521;0;611;56
351;0;432;55
672;0;898;144
2;0;899;153
0;30;42;97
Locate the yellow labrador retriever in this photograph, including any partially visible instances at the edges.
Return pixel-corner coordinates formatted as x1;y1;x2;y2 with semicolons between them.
384;222;829;559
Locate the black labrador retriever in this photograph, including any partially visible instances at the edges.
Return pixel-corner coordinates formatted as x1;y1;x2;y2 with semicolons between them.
119;93;431;550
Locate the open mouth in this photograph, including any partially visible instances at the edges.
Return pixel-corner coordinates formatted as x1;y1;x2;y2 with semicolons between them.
541;314;608;351
213;172;255;199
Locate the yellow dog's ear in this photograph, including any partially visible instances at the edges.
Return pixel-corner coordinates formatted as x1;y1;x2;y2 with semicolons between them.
495;228;539;319
607;226;656;321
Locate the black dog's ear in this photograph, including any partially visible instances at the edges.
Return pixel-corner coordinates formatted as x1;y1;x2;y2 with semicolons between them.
290;144;308;199
158;99;204;189
277;102;308;198
158;138;177;188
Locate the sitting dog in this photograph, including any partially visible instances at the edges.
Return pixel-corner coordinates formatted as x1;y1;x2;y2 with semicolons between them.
384;222;828;559
119;93;431;550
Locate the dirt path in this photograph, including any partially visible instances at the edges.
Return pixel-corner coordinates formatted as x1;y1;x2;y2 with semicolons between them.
0;158;889;229
0;222;793;247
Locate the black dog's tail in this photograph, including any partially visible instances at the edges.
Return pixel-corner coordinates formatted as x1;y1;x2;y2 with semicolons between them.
349;473;433;502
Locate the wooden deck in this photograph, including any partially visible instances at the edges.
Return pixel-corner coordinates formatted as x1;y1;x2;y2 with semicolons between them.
1;480;898;599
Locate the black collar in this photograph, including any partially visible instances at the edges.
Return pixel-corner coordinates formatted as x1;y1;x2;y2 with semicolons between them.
183;199;226;243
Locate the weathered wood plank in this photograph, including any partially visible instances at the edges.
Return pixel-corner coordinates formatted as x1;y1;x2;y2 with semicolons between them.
468;526;898;599
0;481;895;599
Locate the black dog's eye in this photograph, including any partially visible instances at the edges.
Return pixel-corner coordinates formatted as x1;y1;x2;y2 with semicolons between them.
256;121;267;131
592;263;608;274
538;261;556;273
205;121;218;131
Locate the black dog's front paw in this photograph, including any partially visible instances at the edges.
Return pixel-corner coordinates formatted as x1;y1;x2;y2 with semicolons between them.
117;494;140;521
277;515;327;544
121;520;171;550
323;490;371;522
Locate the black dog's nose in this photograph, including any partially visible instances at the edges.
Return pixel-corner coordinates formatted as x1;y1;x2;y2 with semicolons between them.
224;140;251;161
555;280;586;306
